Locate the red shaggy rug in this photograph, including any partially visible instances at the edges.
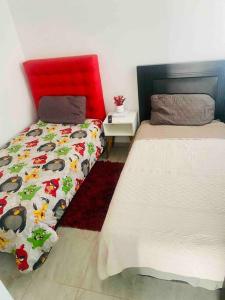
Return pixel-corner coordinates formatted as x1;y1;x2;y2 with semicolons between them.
59;161;124;231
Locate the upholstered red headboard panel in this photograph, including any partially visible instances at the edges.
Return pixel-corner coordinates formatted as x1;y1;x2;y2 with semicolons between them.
23;55;106;121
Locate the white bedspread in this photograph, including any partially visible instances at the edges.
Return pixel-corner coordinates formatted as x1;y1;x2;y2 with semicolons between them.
98;138;225;290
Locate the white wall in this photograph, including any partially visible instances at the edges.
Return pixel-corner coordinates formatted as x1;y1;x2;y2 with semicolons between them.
0;0;35;145
7;0;225;114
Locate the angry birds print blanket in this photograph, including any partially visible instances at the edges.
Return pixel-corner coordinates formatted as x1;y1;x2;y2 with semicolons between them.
0;119;104;272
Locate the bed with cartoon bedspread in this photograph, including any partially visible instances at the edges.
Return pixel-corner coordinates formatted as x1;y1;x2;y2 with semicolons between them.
0;119;104;272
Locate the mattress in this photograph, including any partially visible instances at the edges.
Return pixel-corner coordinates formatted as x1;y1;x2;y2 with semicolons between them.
136;120;225;140
0;119;104;272
98;121;225;290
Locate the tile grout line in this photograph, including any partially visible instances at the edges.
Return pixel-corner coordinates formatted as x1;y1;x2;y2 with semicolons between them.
18;274;34;300
73;287;80;300
73;233;130;300
25;235;99;293
72;228;132;300
78;234;99;289
75;287;129;300
48;232;99;290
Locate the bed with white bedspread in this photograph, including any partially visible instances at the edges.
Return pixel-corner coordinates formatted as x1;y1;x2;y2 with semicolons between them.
98;121;225;290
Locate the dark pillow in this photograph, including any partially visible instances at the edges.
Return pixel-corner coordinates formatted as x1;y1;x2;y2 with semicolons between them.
38;96;86;124
150;94;215;125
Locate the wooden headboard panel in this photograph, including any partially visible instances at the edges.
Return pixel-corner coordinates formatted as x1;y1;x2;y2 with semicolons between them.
137;60;225;123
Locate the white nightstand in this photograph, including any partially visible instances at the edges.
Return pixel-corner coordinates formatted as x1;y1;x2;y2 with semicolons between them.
103;111;138;156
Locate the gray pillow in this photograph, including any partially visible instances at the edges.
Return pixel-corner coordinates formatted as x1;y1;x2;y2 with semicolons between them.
150;94;215;125
38;96;86;124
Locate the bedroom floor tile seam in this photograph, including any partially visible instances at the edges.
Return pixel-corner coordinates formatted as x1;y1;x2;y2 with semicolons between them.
22;276;127;300
76;237;129;300
19;277;34;300
40;228;130;300
74;287;127;300
17;237;128;300
19;279;79;300
31;230;98;288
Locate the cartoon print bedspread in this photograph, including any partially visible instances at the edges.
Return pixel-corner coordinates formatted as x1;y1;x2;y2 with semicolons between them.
0;119;104;272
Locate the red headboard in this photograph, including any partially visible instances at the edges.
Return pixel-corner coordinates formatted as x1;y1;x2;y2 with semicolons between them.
23;55;106;121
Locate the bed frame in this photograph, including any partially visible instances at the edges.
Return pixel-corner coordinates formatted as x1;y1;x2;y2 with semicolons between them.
137;60;225;123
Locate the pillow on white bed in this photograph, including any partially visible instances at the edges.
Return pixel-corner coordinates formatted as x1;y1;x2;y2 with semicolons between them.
38;95;86;124
150;94;215;126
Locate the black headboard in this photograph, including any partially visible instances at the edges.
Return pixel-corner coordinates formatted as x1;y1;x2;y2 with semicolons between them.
137;60;225;123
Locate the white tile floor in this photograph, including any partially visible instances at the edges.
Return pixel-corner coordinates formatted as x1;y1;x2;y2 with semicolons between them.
1;227;223;300
0;145;224;300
